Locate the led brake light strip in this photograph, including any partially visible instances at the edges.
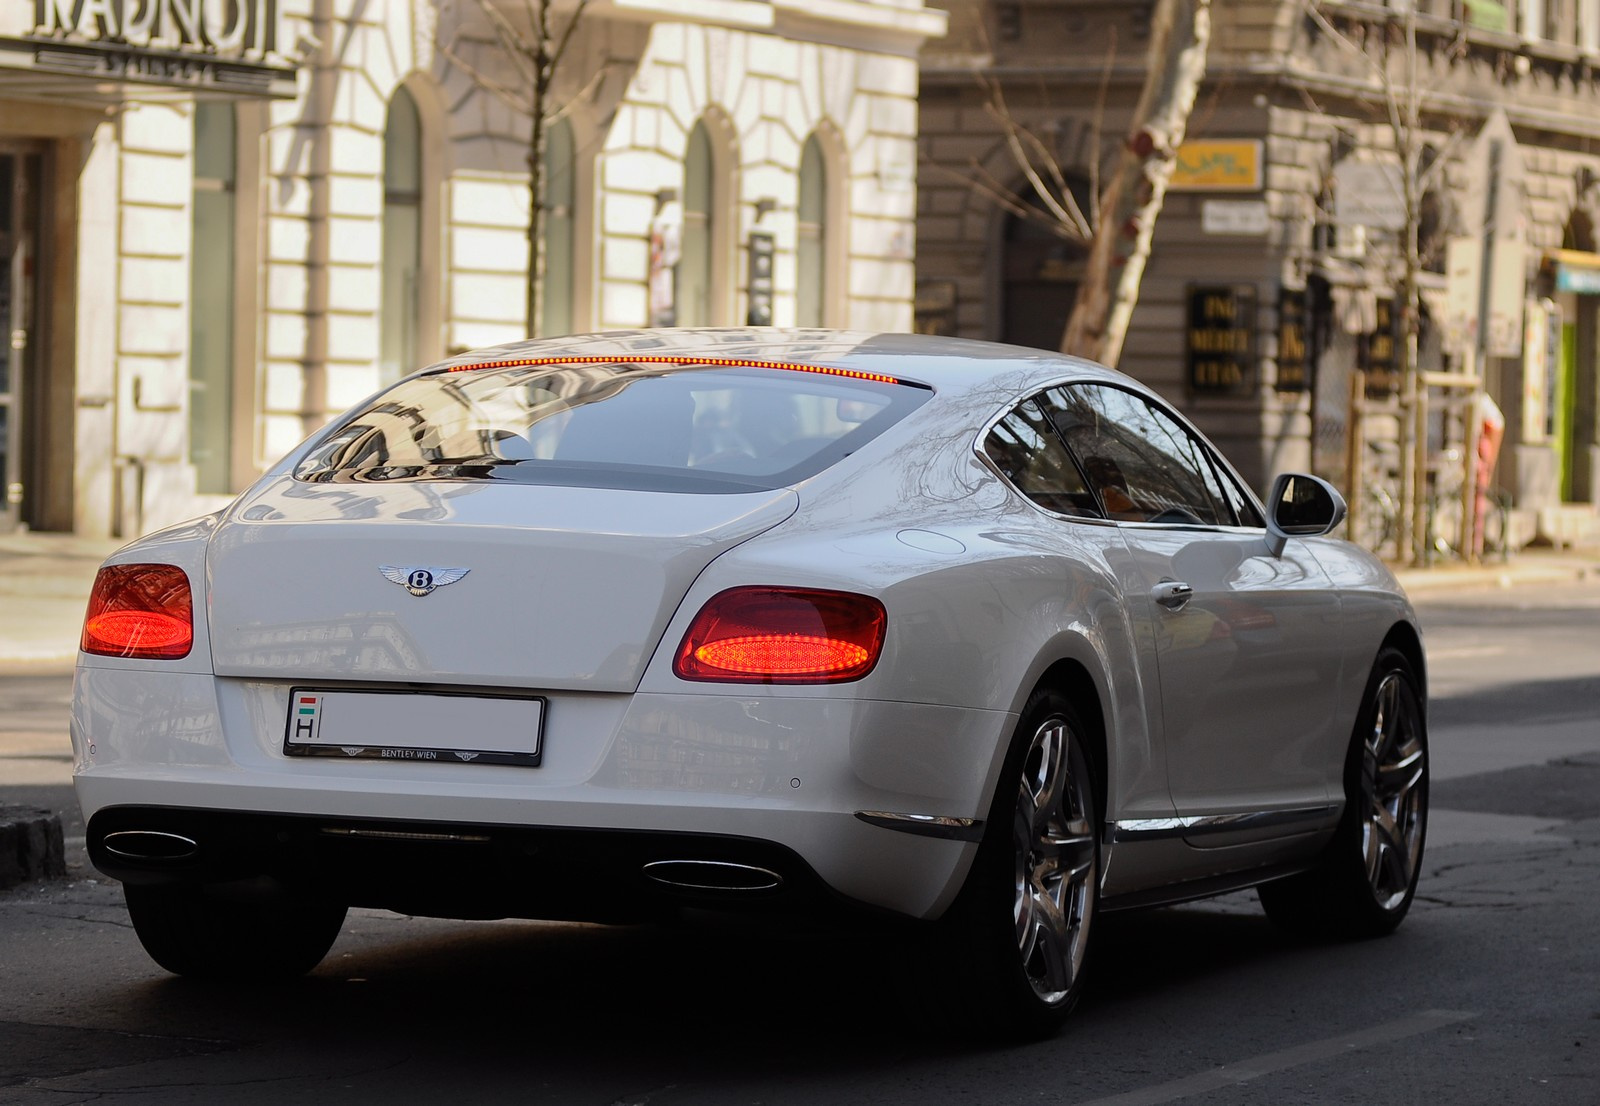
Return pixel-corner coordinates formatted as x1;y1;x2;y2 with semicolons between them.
442;355;911;387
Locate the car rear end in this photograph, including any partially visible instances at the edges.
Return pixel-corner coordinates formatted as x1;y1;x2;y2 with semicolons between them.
70;350;1005;929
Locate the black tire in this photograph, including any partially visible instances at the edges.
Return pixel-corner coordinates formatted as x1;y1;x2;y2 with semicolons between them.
941;689;1100;1036
125;882;347;980
1259;647;1428;938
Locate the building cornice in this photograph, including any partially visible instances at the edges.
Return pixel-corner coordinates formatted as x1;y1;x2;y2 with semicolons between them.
599;0;946;54
922;57;1600;144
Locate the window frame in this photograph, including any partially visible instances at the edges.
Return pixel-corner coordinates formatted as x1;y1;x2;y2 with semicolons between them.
976;379;1269;531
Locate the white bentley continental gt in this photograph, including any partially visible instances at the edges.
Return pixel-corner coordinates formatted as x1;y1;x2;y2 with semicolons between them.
71;330;1428;1032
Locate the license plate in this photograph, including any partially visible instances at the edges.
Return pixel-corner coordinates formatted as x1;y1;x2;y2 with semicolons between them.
284;688;544;767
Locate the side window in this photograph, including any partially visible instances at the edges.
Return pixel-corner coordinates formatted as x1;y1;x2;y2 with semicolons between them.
983;398;1101;518
1208;455;1265;528
1043;385;1228;526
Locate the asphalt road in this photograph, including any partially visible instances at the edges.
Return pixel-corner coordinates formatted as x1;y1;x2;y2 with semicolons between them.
1;577;1597;1105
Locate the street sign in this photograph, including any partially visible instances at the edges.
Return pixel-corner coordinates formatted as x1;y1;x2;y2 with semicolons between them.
1333;160;1406;232
1201;200;1270;236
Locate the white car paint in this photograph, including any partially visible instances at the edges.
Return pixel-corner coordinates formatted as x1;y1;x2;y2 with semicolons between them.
71;329;1422;925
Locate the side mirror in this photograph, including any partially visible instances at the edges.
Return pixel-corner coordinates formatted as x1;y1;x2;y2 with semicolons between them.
1265;473;1347;557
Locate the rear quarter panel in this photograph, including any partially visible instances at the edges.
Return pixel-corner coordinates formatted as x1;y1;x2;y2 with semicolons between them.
636;420;1173;830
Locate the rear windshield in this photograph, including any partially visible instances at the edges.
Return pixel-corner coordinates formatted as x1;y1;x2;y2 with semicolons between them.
293;362;931;493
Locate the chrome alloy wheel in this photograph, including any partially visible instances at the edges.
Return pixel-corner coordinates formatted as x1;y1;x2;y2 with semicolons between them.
1360;672;1427;911
1012;717;1097;1005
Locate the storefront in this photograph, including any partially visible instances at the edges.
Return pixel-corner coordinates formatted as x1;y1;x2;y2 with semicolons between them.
0;0;298;534
2;0;942;538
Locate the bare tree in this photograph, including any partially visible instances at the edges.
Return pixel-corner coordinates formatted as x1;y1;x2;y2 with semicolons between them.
1060;0;1211;366
1299;0;1473;566
439;0;593;337
927;0;1211;366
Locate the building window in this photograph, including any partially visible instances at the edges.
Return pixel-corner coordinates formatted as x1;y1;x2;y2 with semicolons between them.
1000;181;1091;351
190;101;236;494
1464;0;1511;32
677;121;715;328
381;87;422;384
797;134;827;328
1546;0;1578;42
543;117;575;337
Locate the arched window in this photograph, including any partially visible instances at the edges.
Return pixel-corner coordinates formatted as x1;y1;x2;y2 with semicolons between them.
797;134;827;328
381;88;422;383
1001;181;1091;351
677;121;715;328
190;101;237;494
542;117;575;337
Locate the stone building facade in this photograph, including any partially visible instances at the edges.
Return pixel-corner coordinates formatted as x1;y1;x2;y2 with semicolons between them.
0;0;944;537
918;0;1600;545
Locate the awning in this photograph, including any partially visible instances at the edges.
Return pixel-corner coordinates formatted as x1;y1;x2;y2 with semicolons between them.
1543;248;1600;295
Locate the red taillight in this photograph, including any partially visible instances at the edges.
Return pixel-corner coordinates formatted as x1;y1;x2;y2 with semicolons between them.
674;587;886;684
81;564;194;660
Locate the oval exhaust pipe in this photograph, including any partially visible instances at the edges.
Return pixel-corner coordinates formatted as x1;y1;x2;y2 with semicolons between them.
102;830;200;862
642;859;783;893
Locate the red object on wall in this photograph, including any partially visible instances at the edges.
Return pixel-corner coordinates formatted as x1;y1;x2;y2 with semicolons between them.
1473;395;1506;557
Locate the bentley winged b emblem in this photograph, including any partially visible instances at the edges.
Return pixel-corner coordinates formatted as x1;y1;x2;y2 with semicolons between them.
380;565;471;597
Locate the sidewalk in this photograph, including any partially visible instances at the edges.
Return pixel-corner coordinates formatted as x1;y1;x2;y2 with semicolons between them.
0;532;123;674
3;527;1597;673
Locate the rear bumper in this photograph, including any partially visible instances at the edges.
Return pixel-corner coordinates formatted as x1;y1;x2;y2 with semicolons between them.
71;666;1012;920
87;805;842;923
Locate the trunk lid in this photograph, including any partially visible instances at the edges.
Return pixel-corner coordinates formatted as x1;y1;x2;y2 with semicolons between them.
207;477;798;690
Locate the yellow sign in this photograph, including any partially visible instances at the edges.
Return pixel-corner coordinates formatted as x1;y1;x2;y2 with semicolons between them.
1170;140;1263;192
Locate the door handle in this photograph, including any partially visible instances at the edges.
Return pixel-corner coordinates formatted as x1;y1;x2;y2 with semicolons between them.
1152;580;1193;611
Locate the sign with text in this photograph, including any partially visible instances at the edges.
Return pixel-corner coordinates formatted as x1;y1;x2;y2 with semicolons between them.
0;0;296;96
1171;141;1263;192
746;231;775;327
1275;287;1310;393
1359;298;1401;399
1187;285;1257;395
1333;159;1405;232
1201;199;1270;236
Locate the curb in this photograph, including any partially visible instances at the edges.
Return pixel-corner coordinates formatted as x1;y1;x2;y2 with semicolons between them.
1395;556;1598;594
0;807;68;891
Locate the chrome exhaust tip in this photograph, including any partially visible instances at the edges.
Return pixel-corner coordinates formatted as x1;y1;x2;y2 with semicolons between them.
642;859;784;893
101;830;200;862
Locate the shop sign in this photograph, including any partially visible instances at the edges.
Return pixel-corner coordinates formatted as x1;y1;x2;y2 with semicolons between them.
1548;249;1600;294
1333;160;1405;232
1360;298;1401;399
1170;140;1262;192
1521;298;1560;444
1;0;295;96
1275;287;1310;393
1187;284;1256;395
746;231;775;327
1201;199;1269;236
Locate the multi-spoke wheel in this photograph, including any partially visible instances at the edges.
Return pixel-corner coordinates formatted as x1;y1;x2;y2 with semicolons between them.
944;689;1099;1034
1259;647;1428;938
1012;713;1098;1005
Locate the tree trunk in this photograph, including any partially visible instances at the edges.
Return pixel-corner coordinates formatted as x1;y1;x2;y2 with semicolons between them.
1059;0;1211;366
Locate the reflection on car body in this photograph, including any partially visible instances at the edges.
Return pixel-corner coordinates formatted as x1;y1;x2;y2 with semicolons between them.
72;330;1428;1035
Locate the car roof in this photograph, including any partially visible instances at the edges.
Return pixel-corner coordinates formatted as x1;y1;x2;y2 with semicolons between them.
427;328;1134;400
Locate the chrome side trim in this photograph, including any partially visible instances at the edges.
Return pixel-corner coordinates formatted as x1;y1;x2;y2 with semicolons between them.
854;810;985;842
320;827;491;844
1111;804;1339;843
